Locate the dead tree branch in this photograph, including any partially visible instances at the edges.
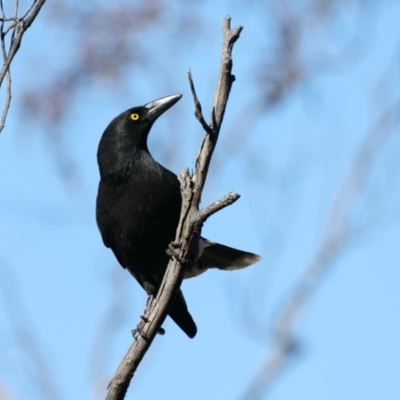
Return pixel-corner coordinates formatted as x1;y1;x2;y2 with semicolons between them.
0;0;46;133
105;16;243;400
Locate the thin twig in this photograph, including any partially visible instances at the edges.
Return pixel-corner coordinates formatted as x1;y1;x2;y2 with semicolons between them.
14;0;19;19
20;0;38;21
0;68;11;131
105;16;243;400
188;69;213;135
0;0;46;88
3;22;17;36
193;192;240;223
0;0;46;133
193;17;243;187
0;8;11;132
0;0;4;18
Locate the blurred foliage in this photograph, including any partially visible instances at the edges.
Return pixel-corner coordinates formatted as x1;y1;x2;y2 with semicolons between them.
21;0;384;126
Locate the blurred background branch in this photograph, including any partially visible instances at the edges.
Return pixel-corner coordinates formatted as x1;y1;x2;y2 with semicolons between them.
242;98;400;399
0;1;399;399
0;258;62;400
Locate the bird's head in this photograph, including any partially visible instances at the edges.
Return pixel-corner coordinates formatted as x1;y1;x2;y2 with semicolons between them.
97;94;182;178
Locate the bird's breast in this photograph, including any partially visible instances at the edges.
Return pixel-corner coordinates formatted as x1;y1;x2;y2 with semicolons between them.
96;167;181;273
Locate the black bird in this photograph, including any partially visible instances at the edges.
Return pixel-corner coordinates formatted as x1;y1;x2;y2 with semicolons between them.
96;94;261;338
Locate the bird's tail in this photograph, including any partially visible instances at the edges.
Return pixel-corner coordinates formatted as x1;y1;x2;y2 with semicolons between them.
201;240;261;270
168;289;197;338
184;239;261;279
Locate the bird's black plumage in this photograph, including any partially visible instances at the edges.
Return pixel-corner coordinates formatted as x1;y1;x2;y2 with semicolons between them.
96;94;260;338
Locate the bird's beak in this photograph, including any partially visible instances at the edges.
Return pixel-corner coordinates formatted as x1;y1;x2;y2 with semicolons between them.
144;94;182;120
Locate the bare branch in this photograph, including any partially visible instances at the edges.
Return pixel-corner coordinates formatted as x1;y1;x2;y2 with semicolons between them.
14;0;19;19
0;0;46;87
0;68;11;131
0;0;46;133
0;257;63;400
105;16;243;400
188;69;213;135
193;16;243;188
0;11;11;132
193;191;240;223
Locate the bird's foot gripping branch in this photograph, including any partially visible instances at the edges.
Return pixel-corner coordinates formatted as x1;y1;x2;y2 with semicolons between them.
102;17;260;400
166;241;187;265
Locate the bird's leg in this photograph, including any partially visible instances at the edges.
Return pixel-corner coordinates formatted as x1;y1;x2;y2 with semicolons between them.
132;290;165;341
140;314;149;323
139;315;166;334
132;316;165;340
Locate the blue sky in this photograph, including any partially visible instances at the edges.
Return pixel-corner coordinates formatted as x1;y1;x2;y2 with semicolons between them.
0;2;399;400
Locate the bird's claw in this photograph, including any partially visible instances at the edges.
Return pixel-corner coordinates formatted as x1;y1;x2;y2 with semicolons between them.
140;315;149;323
134;315;165;338
157;327;166;335
131;326;149;342
166;242;187;265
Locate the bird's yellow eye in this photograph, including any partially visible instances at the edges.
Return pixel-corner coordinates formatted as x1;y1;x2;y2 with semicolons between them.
130;113;140;121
